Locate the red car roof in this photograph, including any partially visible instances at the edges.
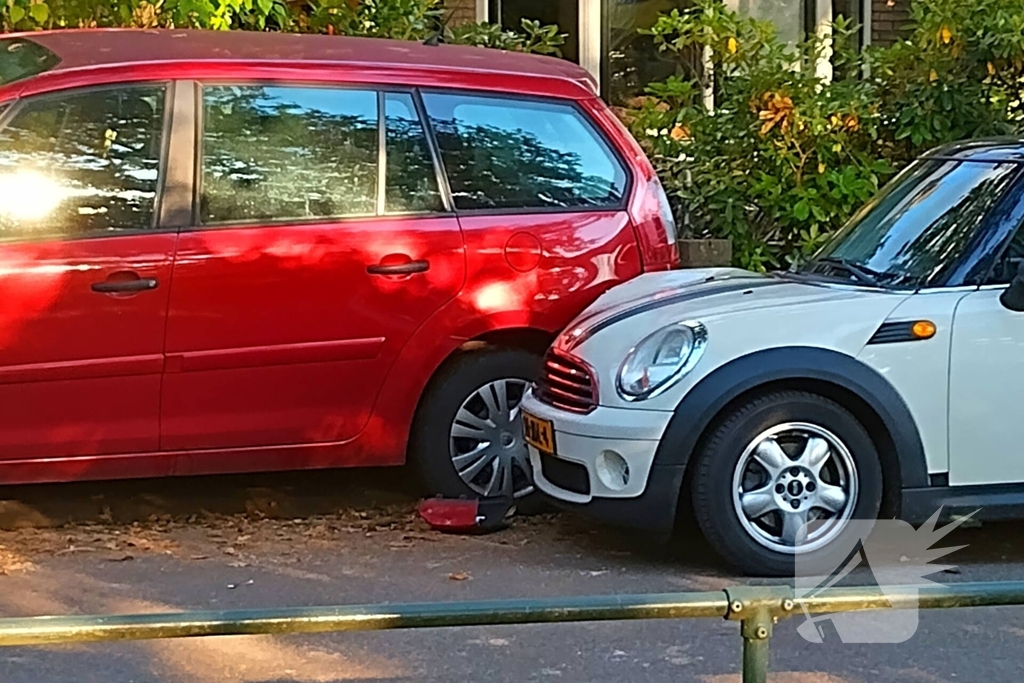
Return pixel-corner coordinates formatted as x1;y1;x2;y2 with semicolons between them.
7;28;597;96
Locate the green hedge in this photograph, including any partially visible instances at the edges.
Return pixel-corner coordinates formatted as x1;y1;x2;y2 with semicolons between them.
626;0;1024;270
0;0;565;54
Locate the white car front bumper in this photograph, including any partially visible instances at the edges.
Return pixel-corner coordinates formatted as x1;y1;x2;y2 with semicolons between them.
520;388;673;503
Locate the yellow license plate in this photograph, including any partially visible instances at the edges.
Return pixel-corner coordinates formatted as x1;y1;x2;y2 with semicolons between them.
522;411;556;454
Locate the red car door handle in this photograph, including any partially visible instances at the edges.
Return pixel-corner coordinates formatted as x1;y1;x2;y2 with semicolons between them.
91;275;159;294
367;259;430;276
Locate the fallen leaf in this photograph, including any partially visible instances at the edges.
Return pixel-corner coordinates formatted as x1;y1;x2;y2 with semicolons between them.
56;547;97;556
107;554;135;563
448;572;471;581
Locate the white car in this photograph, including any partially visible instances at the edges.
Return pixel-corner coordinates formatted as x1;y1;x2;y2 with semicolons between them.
519;140;1024;576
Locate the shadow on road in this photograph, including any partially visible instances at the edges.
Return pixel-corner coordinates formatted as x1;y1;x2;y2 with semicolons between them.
0;467;421;528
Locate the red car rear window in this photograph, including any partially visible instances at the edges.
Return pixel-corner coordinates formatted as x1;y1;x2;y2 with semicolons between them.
0;37;60;87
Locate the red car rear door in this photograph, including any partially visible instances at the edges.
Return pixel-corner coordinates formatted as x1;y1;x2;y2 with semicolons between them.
160;84;464;463
0;83;175;467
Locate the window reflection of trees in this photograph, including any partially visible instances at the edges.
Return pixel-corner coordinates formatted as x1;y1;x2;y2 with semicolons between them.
428;119;623;212
384;93;443;214
0;87;164;239
878;171;1015;286
826;161;1018;287
201;87;378;224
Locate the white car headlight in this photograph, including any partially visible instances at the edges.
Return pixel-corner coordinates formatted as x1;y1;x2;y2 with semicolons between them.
617;321;707;400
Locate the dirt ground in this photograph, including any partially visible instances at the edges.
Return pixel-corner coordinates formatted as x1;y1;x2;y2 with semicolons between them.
0;469;1021;683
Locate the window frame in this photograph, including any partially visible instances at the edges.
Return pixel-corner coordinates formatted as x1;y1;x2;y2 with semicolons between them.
0;81;175;243
191;80;453;230
419;87;634;217
383;89;453;217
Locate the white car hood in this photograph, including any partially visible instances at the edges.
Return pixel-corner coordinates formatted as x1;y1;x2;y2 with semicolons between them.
562;267;889;349
559;267;913;412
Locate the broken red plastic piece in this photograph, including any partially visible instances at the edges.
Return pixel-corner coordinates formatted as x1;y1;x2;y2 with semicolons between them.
418;496;514;534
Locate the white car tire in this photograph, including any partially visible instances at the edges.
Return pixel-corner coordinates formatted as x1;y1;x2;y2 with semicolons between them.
691;390;883;577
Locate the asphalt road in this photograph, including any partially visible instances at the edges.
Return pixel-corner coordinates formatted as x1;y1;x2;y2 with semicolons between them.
0;469;1019;683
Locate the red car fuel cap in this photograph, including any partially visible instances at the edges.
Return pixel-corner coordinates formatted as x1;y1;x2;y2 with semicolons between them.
504;232;542;272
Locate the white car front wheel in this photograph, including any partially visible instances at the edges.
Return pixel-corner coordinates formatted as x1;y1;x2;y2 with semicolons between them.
692;390;883;576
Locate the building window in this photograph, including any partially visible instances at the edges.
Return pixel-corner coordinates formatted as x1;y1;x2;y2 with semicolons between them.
603;0;694;107
831;0;865;47
737;0;805;45
492;0;580;63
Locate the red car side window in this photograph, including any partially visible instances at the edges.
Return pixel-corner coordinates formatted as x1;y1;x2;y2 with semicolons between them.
199;85;380;225
422;91;628;212
0;85;167;241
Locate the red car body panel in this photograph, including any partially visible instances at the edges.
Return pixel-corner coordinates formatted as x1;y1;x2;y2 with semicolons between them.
0;30;676;484
161;215;465;453
0;235;175;460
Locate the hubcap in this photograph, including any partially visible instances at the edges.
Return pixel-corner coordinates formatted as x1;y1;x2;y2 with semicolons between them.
731;422;858;554
449;378;533;498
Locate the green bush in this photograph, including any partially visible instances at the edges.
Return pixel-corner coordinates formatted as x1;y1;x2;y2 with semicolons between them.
0;0;565;55
626;0;1024;270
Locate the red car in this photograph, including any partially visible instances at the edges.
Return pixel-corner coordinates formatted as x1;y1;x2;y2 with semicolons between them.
0;29;677;502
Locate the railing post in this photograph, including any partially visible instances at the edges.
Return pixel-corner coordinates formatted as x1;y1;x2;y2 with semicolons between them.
725;586;795;683
740;606;772;683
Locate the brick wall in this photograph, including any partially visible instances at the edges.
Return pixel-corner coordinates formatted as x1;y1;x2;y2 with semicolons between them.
443;0;479;26
871;0;911;47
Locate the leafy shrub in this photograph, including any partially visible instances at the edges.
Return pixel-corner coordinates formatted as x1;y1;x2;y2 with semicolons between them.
627;0;1024;270
0;0;566;55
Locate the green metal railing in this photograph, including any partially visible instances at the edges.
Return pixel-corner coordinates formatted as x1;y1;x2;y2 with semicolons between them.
1;581;1022;682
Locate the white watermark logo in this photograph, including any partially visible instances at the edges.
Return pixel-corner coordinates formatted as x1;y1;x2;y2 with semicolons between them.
794;509;976;643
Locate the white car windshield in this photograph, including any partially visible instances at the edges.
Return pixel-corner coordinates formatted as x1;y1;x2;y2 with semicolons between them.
797;157;1021;288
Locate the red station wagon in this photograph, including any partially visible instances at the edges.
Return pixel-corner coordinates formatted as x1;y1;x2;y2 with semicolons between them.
0;29;677;503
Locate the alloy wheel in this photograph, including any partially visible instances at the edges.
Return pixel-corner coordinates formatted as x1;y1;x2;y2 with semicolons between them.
731;422;858;554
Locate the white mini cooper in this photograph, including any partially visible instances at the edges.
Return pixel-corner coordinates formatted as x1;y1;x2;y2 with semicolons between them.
519;140;1024;576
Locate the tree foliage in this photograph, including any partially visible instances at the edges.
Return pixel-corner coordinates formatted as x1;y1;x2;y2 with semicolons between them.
0;0;565;55
626;0;1024;270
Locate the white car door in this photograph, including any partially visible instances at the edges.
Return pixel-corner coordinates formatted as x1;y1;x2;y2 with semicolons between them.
948;231;1024;485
